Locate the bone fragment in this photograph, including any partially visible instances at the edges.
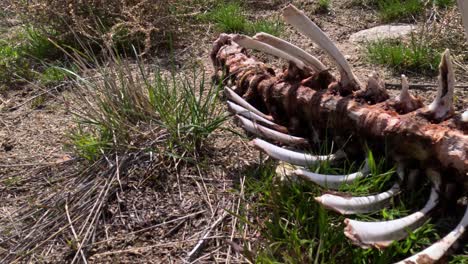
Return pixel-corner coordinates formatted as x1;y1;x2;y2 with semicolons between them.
282;4;361;89
344;185;439;248
316;183;400;215
355;71;389;103
462;110;468;123
232;34;307;70
395;204;468;264
393;75;423;113
225;86;273;121
426;49;455;122
236;115;308;146
253;138;345;166
253;32;327;72
293;163;368;190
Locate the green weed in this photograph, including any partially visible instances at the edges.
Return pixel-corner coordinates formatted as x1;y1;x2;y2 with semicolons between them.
204;2;283;36
66;47;227;161
39;66;68;86
377;0;424;22
316;0;331;13
365;36;441;74
238;147;447;263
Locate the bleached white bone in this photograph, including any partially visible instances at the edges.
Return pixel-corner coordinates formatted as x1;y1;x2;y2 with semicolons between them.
462;110;468;122
227;101;277;126
344;172;441;248
427;49;455;121
395;204;468;264
316;183;400;215
458;0;468;40
282;4;361;88
225;86;273;121
232;34;307;69
253;138;345;166
236;115;308;145
253;32;326;72
398;75;410;102
293;164;368;190
344;186;438;248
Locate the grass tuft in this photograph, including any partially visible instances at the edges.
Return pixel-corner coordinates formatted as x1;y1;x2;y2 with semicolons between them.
66;47;226;162
204;2;283;36
365;36;441;74
377;0;424;22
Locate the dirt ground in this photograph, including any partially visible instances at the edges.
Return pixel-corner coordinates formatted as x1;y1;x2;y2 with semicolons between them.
0;0;467;263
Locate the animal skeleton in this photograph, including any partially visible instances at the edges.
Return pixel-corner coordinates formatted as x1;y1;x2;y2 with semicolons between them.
211;3;468;263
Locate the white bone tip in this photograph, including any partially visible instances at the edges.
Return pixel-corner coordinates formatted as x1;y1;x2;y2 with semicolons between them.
462;110;468;122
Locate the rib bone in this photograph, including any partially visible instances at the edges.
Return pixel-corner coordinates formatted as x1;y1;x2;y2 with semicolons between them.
236;115;308;146
282;4;361;89
315;183;400;215
426;49;455;122
343;173;441;248
232;34;308;70
396;204;468;264
293;164;368;190
253;138;345;166
224;86;273;121
227;101;276;126
253;33;327;72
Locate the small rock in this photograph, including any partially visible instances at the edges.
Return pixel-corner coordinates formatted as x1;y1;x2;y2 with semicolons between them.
349;24;417;43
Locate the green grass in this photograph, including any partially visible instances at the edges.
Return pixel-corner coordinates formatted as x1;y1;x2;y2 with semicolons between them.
377;0;424;22
66;47;227;161
316;0;331;13
236;147;462;263
38;65;68;86
204;2;283;36
365;36;441;74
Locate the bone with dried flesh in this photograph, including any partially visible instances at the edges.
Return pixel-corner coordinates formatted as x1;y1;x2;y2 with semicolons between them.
232;35;307;70
224;86;273;121
253;138;345;166
426;49;455;122
253;33;327;72
392;75;423;113
315;183;400;215
344;183;439;248
282;4;361;89
355;71;389;103
293;164;368;190
236;115;308;145
395;204;468;264
212;35;467;183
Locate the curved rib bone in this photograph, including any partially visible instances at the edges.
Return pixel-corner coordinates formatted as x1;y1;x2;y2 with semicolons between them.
253;138;345;166
253;32;327;72
232;34;308;70
224;86;273;121
227;101;276;126
426;49;455;122
344;179;440;248
293;165;368;190
282;4;361;90
315;183;400;215
396;204;468;264
236;115;308;146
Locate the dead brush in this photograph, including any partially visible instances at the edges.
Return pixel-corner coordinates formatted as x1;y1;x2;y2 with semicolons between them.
0;46;227;262
8;0;208;54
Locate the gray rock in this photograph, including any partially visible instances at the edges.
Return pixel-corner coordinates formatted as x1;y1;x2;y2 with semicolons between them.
349;24;417;43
